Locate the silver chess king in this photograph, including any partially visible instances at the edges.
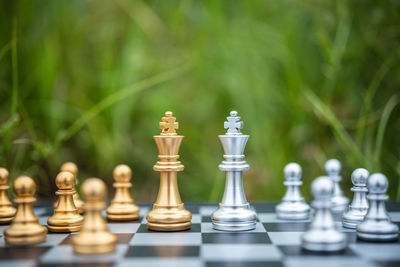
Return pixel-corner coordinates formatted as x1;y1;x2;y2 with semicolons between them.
211;111;257;231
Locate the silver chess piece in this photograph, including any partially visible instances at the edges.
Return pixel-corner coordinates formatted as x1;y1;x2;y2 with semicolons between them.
325;159;349;213
276;163;310;220
301;176;347;252
342;168;369;229
357;173;399;242
211;111;257;231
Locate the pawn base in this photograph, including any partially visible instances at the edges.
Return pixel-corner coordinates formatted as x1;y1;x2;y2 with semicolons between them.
342;209;367;229
357;221;399;242
106;203;140;222
47;224;81;233
0;216;15;224
146;204;192;232
72;232;117;255
212;204;257;232
302;230;347;252
4;224;47;245
276;201;310;221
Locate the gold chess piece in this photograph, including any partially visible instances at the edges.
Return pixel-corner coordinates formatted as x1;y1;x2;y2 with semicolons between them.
0;168;16;224
106;164;140;221
146;111;192;231
47;172;84;232
72;178;117;254
4;176;47;245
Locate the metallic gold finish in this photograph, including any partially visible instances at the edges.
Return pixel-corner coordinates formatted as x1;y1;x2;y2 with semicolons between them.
47;172;84;232
0;168;16;224
72;178;117;254
106;165;140;221
4;176;47;245
57;162;84;214
146;112;192;231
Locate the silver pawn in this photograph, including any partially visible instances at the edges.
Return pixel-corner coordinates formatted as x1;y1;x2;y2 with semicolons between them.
357;173;399;242
276;163;310;220
211;111;257;231
342;168;369;229
301;176;347;252
325;159;349;213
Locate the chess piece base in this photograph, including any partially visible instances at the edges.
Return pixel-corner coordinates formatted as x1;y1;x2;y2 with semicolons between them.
212;204;257;232
106;203;140;222
72;232;117;254
342;209;367;229
0;206;16;224
357;221;399;241
47;212;84;233
302;229;347;252
4;223;47;245
146;205;191;231
276;202;310;220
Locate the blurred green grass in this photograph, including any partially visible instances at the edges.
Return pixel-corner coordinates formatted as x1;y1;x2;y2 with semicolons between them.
0;0;399;202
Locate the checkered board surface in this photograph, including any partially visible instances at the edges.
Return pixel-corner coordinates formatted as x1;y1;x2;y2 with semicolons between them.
1;203;400;267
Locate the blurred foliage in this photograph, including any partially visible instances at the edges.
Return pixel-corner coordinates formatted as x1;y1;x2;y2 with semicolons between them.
0;0;399;202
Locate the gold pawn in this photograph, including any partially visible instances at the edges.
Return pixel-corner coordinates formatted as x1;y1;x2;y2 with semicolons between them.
0;168;16;224
47;172;84;232
106;165;140;221
4;176;47;245
72;178;117;254
146;111;192;231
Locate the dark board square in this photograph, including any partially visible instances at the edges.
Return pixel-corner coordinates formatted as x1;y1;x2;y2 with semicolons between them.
202;233;271;244
60;233;133;245
386;202;400;212
278;245;356;256
125;245;200;258
202;216;212;223
252;203;277;212
206;261;284;267
373;260;400;267
263;222;309;232
137;223;201;233
39;264;114;267
0;246;51;260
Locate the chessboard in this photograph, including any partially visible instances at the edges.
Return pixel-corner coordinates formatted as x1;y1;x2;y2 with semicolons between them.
1;203;400;267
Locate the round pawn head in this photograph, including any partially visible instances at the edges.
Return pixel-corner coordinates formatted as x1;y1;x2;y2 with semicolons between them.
351;168;369;187
368;173;388;194
56;171;76;190
230;110;238;117
60;162;78;177
13;176;36;197
82;178;106;201
113;164;132;182
324;159;341;176
312;176;334;200
0;167;9;185
284;163;302;181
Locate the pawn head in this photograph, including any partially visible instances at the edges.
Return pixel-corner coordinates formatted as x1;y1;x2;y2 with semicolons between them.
82;178;106;201
284;163;302;181
368;173;388;194
351;168;369;187
311;176;334;200
0;168;9;185
13;176;36;196
113;164;132;182
324;159;341;176
56;171;76;189
60;162;78;177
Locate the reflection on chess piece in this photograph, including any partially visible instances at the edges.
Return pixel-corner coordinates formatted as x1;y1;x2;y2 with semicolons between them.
106;165;140;221
72;178;117;254
47;172;84;232
211;111;257;231
146;111;192;231
4;176;47;245
0;168;16;224
325;159;349;213
60;162;84;214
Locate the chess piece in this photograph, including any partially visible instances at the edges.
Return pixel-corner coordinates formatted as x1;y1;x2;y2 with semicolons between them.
47;172;84;232
301;176;347;252
211;111;257;231
0;168;16;224
325;159;349;213
58;162;84;214
357;173;399;241
146;111;192;231
342;168;369;229
276;163;310;220
72;178;117;254
4;176;47;245
106;164;140;221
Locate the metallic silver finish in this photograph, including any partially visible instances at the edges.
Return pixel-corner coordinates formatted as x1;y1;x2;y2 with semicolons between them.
302;176;347;252
357;173;399;241
325;159;349;214
211;111;257;231
342;168;369;229
276;163;310;220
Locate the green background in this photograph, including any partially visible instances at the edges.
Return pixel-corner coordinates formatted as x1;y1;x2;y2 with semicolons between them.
1;0;399;203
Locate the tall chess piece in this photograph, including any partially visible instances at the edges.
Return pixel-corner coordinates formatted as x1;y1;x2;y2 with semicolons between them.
4;176;47;245
276;163;310;220
342;168;369;229
72;178;117;254
146;112;191;231
61;162;84;214
301;176;347;252
47;172;84;232
357;173;399;241
325;159;349;213
0;168;16;224
106;164;140;221
211;111;257;231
